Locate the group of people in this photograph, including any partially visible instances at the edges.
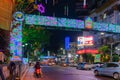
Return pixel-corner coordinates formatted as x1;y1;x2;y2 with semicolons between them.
0;61;42;80
0;61;16;80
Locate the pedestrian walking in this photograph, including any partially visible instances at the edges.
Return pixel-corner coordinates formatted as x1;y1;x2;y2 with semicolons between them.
8;61;16;80
0;65;5;80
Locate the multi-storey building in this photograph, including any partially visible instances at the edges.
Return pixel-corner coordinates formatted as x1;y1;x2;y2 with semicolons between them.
90;0;120;25
42;0;76;19
88;0;120;47
42;0;106;20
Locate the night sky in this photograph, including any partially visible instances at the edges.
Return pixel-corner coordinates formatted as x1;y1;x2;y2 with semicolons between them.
47;28;83;52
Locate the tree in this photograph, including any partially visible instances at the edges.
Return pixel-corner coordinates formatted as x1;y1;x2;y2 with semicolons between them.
112;54;119;62
98;45;110;62
22;25;51;57
82;54;94;63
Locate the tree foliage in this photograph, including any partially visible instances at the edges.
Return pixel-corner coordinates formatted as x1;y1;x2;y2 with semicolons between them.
22;25;51;49
82;54;94;63
112;54;119;62
98;45;110;62
98;45;109;53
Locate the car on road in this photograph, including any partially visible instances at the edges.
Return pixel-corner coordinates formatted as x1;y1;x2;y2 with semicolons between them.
76;62;93;70
69;63;77;67
94;62;120;79
92;62;104;69
60;62;68;67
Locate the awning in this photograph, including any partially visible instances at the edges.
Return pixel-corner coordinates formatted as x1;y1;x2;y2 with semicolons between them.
40;56;56;59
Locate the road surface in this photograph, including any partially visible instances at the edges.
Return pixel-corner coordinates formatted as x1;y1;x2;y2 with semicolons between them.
23;65;114;80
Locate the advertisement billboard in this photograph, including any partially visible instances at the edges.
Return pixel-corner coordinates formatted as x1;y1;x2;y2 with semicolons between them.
65;37;70;50
77;36;93;46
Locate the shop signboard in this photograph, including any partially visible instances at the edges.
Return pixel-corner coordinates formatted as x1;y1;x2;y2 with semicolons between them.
77;36;93;46
94;54;101;62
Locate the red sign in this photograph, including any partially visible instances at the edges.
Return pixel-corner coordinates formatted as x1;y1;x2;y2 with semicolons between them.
76;49;98;54
77;36;93;46
84;36;93;45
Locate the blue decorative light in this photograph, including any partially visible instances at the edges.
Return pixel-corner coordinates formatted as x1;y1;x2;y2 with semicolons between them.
65;37;70;50
25;15;120;33
10;21;22;57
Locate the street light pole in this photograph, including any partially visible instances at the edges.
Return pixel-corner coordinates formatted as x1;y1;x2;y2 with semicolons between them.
110;43;113;62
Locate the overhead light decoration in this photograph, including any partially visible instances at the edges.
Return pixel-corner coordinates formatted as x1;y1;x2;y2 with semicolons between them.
83;0;86;8
85;17;93;29
13;11;24;21
37;4;45;13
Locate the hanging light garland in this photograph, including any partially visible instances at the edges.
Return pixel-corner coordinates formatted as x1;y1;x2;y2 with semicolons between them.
15;0;45;14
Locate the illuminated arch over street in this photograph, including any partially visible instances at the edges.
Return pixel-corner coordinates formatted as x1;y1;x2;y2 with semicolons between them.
10;14;120;58
25;15;120;33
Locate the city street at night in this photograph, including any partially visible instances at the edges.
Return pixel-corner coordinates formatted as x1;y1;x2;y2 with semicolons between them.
1;0;120;80
23;65;113;80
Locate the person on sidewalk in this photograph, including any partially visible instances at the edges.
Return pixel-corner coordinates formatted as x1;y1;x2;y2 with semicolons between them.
0;65;5;80
8;61;16;79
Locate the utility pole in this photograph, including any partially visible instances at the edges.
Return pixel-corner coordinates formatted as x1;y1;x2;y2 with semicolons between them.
110;43;113;62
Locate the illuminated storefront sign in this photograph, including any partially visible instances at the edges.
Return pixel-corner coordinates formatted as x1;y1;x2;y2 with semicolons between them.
77;37;84;46
77;36;93;46
65;37;70;50
94;54;101;62
76;49;98;54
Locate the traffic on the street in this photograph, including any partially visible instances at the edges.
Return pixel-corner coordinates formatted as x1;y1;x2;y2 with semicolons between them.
23;64;113;80
1;0;120;80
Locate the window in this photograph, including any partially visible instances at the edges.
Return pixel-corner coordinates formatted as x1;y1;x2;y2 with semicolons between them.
107;63;119;67
94;17;97;22
112;63;119;67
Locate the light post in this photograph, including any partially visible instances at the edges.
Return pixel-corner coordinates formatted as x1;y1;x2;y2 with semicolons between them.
110;43;113;62
115;47;120;55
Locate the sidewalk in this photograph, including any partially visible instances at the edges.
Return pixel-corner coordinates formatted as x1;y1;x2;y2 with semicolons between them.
22;66;45;80
22;67;35;80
